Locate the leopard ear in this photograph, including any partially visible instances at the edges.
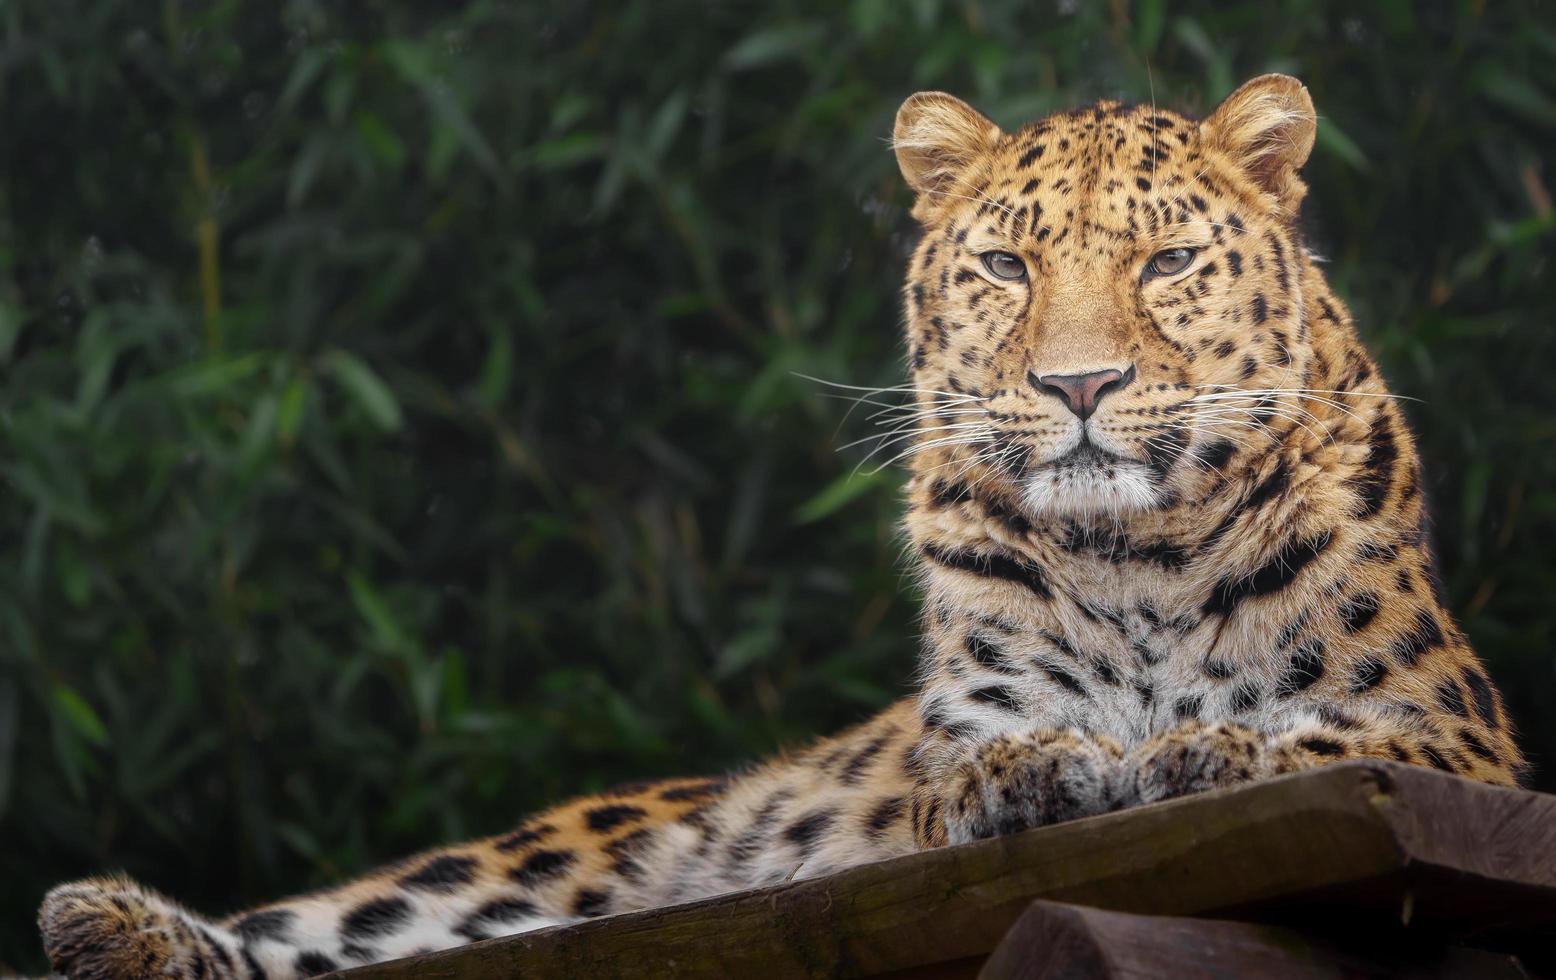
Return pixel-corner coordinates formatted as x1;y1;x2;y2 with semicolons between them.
893;92;1003;215
1201;74;1316;216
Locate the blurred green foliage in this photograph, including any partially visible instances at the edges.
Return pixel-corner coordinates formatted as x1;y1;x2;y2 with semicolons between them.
2;0;1554;968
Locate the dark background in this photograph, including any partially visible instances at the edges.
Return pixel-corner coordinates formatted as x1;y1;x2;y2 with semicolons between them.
2;0;1553;969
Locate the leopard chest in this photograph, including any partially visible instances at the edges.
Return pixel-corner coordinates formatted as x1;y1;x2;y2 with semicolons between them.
927;555;1300;749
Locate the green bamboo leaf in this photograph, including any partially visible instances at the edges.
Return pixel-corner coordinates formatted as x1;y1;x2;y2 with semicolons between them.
324;351;403;431
440;648;470;717
645;90;689;160
287;134;332;207
165;353;271;397
354;110;408;167
793;469;888;524
1477;68;1556;126
0;463;103;534
277;377;310;443
381;41;500;178
723;25;824;70
478;327;512;408
714;624;780;679
277;46;331;112
410;657;443;730
529;133;607;170
57;542;92;607
51;683;108;746
1315;118;1370;172
239;393;279;472
1172;17;1216;63
347;571;413;654
1135;0;1166;54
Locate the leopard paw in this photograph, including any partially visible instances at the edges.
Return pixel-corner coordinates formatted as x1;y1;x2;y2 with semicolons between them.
1118;720;1272;807
943;729;1122;844
39;875;240;980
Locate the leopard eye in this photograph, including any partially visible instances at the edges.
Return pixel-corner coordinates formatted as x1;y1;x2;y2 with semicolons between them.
980;251;1028;282
1144;247;1197;279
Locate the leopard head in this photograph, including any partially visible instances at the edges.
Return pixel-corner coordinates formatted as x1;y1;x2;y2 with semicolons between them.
893;75;1320;519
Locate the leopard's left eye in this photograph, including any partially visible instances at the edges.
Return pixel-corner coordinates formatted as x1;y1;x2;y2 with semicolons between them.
1144;247;1198;279
980;251;1028;281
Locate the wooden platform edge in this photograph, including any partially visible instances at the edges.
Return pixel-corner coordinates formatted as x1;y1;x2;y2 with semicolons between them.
977;899;1529;980
332;761;1556;980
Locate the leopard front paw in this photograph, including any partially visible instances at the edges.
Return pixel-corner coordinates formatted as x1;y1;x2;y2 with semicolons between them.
40;877;182;980
1118;720;1272;807
943;729;1122;844
40;875;242;980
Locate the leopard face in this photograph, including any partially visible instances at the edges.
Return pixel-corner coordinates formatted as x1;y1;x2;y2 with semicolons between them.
895;77;1317;518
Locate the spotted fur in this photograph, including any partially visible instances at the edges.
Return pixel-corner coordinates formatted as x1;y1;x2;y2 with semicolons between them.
36;76;1524;978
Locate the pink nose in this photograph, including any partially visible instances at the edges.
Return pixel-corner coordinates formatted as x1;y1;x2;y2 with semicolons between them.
1028;366;1135;420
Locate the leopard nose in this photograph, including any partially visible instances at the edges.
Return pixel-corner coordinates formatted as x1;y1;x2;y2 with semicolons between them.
1027;365;1136;420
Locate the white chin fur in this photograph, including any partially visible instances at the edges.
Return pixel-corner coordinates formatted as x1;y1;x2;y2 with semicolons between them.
1020;461;1162;517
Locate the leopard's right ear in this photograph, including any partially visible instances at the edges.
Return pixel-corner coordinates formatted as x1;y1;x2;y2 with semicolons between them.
1201;74;1316;217
893;92;1003;215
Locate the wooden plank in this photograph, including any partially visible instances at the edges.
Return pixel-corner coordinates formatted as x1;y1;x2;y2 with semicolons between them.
978;900;1529;979
332;762;1556;980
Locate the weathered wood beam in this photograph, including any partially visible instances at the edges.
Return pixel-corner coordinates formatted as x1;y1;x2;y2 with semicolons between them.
332;761;1556;979
978;900;1529;979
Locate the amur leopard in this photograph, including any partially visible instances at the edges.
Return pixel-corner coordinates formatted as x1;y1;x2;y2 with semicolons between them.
37;74;1525;979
